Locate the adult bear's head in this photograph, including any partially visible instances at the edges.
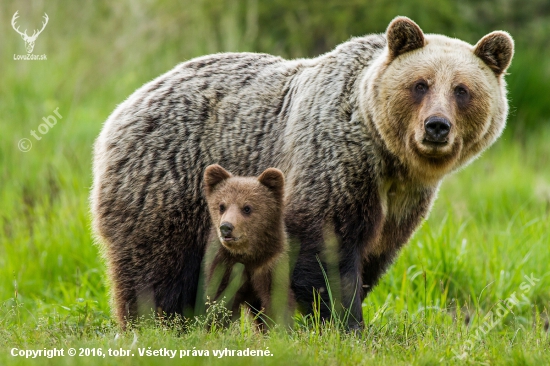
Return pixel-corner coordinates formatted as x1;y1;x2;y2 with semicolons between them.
361;16;514;184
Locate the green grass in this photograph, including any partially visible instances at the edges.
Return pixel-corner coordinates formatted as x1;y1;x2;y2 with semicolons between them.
1;1;550;365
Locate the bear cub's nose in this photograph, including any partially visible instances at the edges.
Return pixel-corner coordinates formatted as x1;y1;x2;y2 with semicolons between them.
424;116;451;142
220;222;234;237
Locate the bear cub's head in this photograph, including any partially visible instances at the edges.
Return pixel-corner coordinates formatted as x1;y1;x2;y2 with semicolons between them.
364;16;514;184
203;164;285;260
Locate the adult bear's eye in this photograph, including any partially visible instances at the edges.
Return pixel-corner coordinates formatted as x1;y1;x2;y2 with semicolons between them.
454;84;471;107
219;204;225;213
411;80;429;102
455;85;469;97
415;81;428;93
242;206;252;215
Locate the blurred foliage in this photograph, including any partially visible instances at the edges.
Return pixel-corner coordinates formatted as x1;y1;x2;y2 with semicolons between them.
2;0;548;133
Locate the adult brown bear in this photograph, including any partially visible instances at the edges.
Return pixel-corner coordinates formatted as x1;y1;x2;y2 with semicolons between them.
91;16;513;329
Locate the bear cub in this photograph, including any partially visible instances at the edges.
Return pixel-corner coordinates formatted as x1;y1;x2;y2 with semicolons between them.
203;164;294;328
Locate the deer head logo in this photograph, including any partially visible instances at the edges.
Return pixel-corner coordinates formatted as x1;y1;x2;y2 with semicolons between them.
11;11;49;54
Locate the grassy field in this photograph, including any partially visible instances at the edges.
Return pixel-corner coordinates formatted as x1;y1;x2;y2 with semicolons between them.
1;1;549;365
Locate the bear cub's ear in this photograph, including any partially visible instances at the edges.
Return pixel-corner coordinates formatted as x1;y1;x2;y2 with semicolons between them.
204;164;232;195
386;16;425;61
258;168;285;200
474;31;514;76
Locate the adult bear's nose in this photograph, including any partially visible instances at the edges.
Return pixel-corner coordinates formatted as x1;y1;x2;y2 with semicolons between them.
220;222;234;237
424;116;451;142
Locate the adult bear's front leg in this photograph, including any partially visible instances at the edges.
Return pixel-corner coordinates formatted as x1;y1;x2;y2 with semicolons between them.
286;210;335;323
337;242;367;330
290;234;367;330
287;181;383;330
332;192;385;330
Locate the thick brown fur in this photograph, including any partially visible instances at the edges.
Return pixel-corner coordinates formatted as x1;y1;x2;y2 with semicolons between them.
203;165;294;328
91;16;514;329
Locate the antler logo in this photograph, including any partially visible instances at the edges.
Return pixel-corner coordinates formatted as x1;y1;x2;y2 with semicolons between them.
11;11;49;54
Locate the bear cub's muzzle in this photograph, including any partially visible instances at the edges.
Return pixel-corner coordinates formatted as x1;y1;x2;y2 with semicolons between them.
220;222;237;242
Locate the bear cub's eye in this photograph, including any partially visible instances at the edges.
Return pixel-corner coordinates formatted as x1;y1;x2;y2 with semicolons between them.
219;204;225;213
242;206;252;215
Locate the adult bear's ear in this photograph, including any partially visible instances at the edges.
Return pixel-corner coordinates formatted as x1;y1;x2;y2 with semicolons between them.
474;31;514;76
386;16;425;61
258;168;285;200
204;164;232;195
